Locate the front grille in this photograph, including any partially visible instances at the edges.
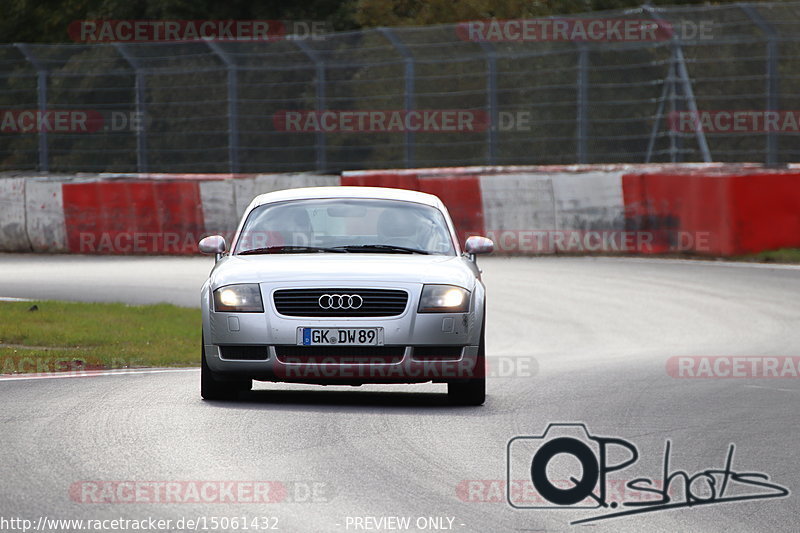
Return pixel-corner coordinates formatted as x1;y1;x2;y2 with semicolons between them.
412;346;464;361
273;288;408;317
274;345;405;364
219;345;269;361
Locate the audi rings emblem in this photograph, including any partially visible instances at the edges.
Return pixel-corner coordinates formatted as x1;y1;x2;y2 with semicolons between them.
318;294;364;310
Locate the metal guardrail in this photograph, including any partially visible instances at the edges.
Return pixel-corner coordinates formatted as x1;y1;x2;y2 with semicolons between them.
1;2;799;172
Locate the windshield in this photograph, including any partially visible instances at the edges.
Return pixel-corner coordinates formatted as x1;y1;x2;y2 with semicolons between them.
234;198;456;256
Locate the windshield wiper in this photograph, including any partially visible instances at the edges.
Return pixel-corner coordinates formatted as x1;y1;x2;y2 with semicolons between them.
332;244;430;255
238;245;347;255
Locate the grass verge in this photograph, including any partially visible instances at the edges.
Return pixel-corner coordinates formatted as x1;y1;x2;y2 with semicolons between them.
0;300;200;374
738;248;800;264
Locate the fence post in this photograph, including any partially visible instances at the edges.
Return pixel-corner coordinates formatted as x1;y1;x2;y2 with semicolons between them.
14;44;48;172
668;45;679;162
294;40;327;172
114;44;148;173
206;41;240;173
576;44;589;164
673;44;711;162
378;28;416;168
643;6;711;163
645;60;674;163
478;41;498;165
741;4;780;167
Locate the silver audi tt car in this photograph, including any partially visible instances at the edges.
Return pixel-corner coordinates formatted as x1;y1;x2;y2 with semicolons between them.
198;186;494;404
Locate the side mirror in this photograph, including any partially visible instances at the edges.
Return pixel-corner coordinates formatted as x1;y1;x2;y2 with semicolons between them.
199;235;227;261
465;235;494;255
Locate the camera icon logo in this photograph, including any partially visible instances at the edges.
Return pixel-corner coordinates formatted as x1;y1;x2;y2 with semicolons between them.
506;423;638;509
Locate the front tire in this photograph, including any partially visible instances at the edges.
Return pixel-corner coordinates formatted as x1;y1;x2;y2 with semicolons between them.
201;335;251;401
448;322;486;406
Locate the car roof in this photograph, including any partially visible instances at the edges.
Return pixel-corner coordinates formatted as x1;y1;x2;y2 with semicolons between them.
250;186;444;210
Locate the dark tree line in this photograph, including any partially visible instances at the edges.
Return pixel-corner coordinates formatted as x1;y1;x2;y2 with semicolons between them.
1;0;754;43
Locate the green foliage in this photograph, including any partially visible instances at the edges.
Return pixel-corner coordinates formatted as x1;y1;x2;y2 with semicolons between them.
0;0;359;43
0;0;765;43
740;248;800;263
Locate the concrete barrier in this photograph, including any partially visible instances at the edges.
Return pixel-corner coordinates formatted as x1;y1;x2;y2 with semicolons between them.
345;168;626;253
1;166;797;256
342;164;800;255
25;178;68;252
478;171;626;253
233;173;341;223
479;173;556;253
341;171;483;246
199;180;238;238
62;179;205;254
0;177;30;252
622;170;800;255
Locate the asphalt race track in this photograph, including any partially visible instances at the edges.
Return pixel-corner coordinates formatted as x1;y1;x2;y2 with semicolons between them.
0;254;798;533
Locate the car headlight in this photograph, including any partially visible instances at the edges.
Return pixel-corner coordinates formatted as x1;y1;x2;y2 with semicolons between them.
213;284;263;312
418;285;470;313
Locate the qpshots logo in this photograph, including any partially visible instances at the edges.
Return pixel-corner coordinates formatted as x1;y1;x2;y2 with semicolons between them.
507;423;789;525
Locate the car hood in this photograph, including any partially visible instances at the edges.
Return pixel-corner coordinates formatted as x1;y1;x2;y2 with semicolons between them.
209;254;477;289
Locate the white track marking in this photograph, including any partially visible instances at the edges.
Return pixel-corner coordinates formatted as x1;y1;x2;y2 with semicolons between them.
0;367;199;382
744;384;798;393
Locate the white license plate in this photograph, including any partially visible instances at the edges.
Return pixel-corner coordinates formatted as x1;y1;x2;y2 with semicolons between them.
299;327;383;346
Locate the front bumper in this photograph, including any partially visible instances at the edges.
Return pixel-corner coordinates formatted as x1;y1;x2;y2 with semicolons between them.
204;344;481;384
202;281;484;384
